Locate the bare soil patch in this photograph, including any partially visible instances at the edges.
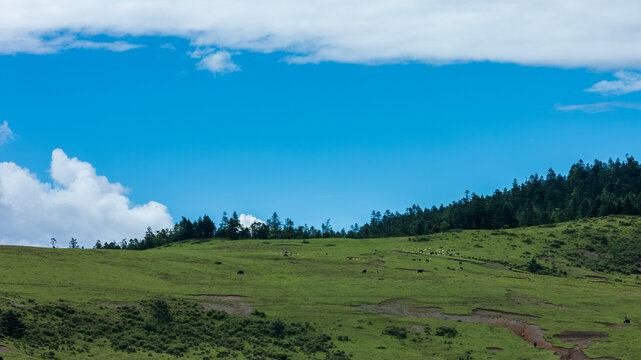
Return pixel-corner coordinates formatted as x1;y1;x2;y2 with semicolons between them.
0;345;14;353
195;295;253;317
472;308;538;318
486;347;503;351
622;290;641;295
7;300;24;307
554;331;608;340
595;322;623;329
358;299;618;360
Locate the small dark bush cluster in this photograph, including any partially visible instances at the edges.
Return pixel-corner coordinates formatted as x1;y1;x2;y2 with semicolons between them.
435;326;458;338
0;310;26;338
382;326;407;339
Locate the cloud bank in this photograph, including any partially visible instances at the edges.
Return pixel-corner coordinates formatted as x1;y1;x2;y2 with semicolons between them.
2;1;641;69
0;149;173;247
0;121;14;145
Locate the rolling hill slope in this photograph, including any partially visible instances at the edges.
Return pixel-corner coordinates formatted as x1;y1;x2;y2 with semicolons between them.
1;215;641;359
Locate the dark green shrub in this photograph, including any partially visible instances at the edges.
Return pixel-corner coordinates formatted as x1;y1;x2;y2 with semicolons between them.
382;326;407;339
271;319;286;337
0;310;26;338
435;326;458;338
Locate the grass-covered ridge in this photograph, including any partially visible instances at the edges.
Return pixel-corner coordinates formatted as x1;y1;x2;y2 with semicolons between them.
2;216;641;359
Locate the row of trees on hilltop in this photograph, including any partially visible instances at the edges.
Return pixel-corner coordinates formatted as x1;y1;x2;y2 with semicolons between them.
352;157;641;237
90;156;641;249
93;212;343;250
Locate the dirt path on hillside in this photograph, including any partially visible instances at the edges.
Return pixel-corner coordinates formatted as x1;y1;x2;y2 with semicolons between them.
357;299;619;360
195;295;253;317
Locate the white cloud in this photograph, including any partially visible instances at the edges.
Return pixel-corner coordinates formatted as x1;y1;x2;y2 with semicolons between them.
0;121;14;145
197;51;240;74
66;40;143;52
555;101;641;113
239;213;264;228
587;71;641;95
0;149;173;247
2;1;641;69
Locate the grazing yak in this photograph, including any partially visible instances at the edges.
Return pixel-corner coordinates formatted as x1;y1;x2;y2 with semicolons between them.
237;270;244;275
362;269;367;274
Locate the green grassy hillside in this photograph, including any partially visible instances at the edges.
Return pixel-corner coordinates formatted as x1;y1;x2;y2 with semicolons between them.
2;216;641;359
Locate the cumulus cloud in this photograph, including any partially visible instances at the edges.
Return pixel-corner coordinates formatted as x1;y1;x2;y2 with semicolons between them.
555;101;641;113
0;121;14;145
239;214;264;228
2;1;641;69
587;71;641;95
197;50;240;74
0;149;173;247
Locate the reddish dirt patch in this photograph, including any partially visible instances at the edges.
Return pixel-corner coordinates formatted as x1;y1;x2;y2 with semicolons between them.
537;255;552;260
7;300;24;307
473;308;538;318
0;345;14;352
486;347;503;351
554;331;608;340
358;300;618;360
595;322;623;329
195;295;253;317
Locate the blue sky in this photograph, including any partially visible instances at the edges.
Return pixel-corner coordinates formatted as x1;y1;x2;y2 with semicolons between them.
2;1;641;245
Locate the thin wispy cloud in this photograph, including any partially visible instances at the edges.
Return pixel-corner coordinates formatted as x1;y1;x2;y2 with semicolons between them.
0;121;14;145
587;71;641;96
555;102;641;113
3;1;641;70
66;40;143;52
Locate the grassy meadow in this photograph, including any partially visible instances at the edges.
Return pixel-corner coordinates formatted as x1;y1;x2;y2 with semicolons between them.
2;216;641;359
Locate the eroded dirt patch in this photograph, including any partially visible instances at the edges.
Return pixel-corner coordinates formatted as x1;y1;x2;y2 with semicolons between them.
473;308;538;318
595;322;623;329
0;345;15;352
195;295;253;317
486;347;503;351
358;299;618;360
